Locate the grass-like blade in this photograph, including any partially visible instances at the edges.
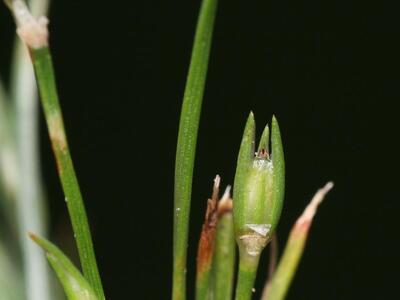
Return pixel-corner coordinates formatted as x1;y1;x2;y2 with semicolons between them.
173;0;218;299
30;42;104;300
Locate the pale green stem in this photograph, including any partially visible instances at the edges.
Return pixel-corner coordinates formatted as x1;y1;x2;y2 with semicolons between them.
9;0;52;299
0;75;24;300
0;80;24;300
12;41;52;300
0;79;18;208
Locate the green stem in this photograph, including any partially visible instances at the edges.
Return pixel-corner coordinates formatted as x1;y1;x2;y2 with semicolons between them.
213;209;236;300
196;268;212;300
30;47;104;300
173;0;218;299
261;232;305;300
235;251;260;300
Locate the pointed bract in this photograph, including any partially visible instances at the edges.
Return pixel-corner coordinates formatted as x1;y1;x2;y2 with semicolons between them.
270;116;285;233
233;112;256;244
30;234;99;300
237;112;256;170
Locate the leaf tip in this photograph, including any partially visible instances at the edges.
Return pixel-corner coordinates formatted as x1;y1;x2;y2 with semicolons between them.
296;181;334;230
28;231;38;241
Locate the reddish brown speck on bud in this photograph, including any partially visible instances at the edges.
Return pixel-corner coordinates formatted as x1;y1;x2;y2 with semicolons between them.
256;148;270;159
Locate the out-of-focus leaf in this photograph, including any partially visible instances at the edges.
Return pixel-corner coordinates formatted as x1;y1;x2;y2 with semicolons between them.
0;241;24;300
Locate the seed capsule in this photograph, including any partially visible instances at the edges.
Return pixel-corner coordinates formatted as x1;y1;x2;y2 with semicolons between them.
233;112;285;256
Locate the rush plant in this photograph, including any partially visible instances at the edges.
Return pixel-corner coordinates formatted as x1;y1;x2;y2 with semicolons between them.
0;0;333;299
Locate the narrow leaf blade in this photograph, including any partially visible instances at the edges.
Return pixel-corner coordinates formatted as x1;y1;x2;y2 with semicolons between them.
173;0;219;299
30;234;99;300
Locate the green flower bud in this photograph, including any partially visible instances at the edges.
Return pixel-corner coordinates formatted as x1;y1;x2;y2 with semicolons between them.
233;112;285;257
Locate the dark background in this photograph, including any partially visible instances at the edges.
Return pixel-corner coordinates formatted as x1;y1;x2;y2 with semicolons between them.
1;0;398;299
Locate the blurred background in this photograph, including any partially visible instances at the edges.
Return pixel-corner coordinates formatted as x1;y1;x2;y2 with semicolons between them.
0;0;397;299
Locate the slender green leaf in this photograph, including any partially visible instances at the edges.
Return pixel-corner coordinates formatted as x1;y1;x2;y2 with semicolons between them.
30;234;98;300
173;0;218;299
4;2;104;297
30;45;104;299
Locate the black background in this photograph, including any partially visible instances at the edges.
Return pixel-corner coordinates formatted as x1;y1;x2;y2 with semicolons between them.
0;0;398;299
